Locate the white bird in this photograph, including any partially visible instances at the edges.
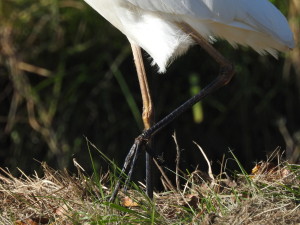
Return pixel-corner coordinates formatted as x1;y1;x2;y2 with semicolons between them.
84;0;294;73
83;0;294;200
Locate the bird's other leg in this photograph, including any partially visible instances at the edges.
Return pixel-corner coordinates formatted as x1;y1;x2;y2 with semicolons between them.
110;42;155;203
134;23;235;146
130;43;155;199
178;22;233;70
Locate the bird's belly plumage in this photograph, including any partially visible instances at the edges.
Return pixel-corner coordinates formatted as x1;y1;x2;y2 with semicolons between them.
85;0;194;72
117;9;195;73
84;0;294;73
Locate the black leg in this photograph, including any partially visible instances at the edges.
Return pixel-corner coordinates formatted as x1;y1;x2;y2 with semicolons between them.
109;25;235;202
109;139;142;202
145;145;153;198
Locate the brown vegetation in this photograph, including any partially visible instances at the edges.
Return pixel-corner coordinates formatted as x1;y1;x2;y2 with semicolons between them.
0;152;299;224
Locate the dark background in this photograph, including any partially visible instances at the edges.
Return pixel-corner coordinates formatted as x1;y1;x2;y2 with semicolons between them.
0;0;299;187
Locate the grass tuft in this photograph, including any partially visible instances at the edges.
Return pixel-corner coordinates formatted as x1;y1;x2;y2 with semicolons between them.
0;145;299;224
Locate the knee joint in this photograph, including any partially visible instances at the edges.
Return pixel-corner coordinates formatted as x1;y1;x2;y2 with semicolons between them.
220;63;235;86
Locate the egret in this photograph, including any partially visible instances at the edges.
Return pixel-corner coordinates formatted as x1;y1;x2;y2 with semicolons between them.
83;0;294;201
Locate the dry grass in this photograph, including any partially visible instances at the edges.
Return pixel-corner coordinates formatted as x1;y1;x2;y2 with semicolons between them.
0;152;299;225
0;163;109;224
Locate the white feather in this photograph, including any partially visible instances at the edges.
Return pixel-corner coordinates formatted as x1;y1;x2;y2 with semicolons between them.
84;0;294;73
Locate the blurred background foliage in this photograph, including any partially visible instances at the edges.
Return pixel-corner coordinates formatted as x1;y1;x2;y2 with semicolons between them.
0;0;299;183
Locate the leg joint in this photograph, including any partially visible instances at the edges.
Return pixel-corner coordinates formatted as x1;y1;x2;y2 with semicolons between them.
219;63;235;86
142;105;154;130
